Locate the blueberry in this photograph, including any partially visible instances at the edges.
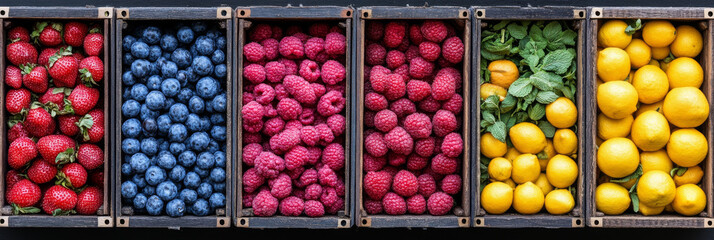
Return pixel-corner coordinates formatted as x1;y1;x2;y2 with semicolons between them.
188;96;205;114
196;182;213;199
122;138;141;155
142;76;159;91
170;143;186;156
149;61;161;76
165;199;185;217
169;165;186;183
131;59;151;78
156;114;172;135
140;26;160;44
140;138;159;156
130;153;151;173
216;36;227;50
177;27;194;44
159;140;170;152
139;106;158;122
191;199;210;216
193;167;210;179
146;195;164;216
133;193;148;210
177;88;193;104
168;124;188;143
186;114;202;132
171;48;193;69
195;151;215;170
196;76;219;99
131;41;150;59
192;56;214;77
191;22;208;34
142;186;155;196
212;93;226;113
123;88;132;100
210;126;226;142
122;100;141;118
122;71;135;86
212;182;226;193
205;100;214;113
121;181;138;199
121;163;133;176
200;117;212;132
210;168;225;183
159;80;180;99
209;193;226;209
142;118;158;136
214;151;226;168
132;174;147;188
207;139;220;153
148;45;162;62
130;83;149;102
205;29;221;40
145;91;166;111
161;61;178;78
156;151;177;170
179;189;198;204
122;118;142;138
185;67;199;83
160;34;178;51
163;98;176;112
183;171;201;189
194;36;215;56
156;181;178;202
211;50;225;64
176;70;189;87
123;53;135;66
123;35;137;51
188;132;210;152
213;64;227;79
178;151;197;168
145;166;166;186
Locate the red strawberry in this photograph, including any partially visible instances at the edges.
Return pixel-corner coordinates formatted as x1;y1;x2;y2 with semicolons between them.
5;65;23;89
32;22;62;47
63;22;88;47
6;41;38;66
39;87;70;107
75;186;102;215
49;47;78;87
8;137;38;170
36;134;75;165
7;179;41;214
5;88;31;114
58;114;81;137
8;122;29;143
57;162;87;188
8;26;30;43
68;84;99;115
78;56;104;85
24;105;56;137
6;170;24;190
89;170;103;186
83;29;104;56
37;47;58;66
27;159;57;184
21;64;49;93
77;144;103;171
78;109;104;143
41;185;77;215
72;51;85;63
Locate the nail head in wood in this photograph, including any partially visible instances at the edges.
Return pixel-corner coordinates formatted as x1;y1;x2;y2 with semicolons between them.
590;217;602;227
459;10;469;19
706;8;714;19
472;217;484;227
217;7;231;19
707;219;714;228
236;218;249;228
117;217;129;227
236;9;250;18
458;217;469;227
572;218;584;227
0;216;8;227
217;217;230;227
360;217;372;227
341;9;352;18
98;217;113;227
0;7;8;18
117;8;129;19
338;218;350;228
574;9;585;19
98;7;113;18
475;9;485;19
361;9;372;19
591;8;603;18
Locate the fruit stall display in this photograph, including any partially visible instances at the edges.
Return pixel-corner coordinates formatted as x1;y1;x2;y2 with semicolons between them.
115;7;232;228
473;7;586;228
356;6;471;228
235;6;352;228
588;7;713;228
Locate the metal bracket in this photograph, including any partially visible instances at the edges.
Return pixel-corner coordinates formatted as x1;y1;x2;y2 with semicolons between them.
117;217;130;227
474;9;485;19
472;217;485;227
98;7;113;18
590;217;603;227
706;8;714;19
572;218;584;227
236;217;249;228
591;8;603;19
116;8;129;19
706;219;714;228
458;9;469;19
338;218;350;228
573;9;586;19
0;7;8;18
236;9;250;18
216;217;230;227
98;216;113;227
341;9;353;18
0;216;8;227
359;217;371;227
216;7;231;19
458;217;470;227
360;9;372;19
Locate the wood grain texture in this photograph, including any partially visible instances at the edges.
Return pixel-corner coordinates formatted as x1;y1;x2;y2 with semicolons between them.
359;6;468;19
361;215;469;228
590;7;711;19
5;6;102;18
236;216;351;229
474;214;584;228
235;6;352;19
115;7;228;20
473;6;586;20
117;216;230;228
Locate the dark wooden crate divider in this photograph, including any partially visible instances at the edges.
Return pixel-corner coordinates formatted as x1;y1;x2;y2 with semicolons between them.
233;6;353;229
586;7;714;228
355;6;471;228
113;7;233;228
470;6;586;228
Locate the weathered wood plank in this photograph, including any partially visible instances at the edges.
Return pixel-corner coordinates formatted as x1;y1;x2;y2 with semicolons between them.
236;216;350;229
590;215;714;228
5;7;107;18
359;6;468;19
116;7;231;20
235;6;352;19
117;216;230;228
474;214;584;228
590;7;713;19
363;215;468;228
473;6;586;20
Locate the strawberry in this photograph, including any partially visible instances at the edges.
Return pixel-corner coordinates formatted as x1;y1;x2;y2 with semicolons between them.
56;162;87;188
5;65;23;89
75;186;102;215
7;179;42;214
27;158;57;184
78;109;104;143
78;56;103;85
5;88;31;114
32;22;62;47
40;87;73;116
8;122;29;143
77;144;103;171
37;135;76;165
89;170;103;186
63;22;88;47
49;47;78;87
37;47;58;66
21;64;49;94
68;84;99;115
8;26;30;43
83;29;104;56
72;51;85;63
8;137;38;170
6;169;24;190
58;114;81;137
24;105;56;137
41;185;77;215
6;41;38;66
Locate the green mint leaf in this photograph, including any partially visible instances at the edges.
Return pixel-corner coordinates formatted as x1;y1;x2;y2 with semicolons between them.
493;20;510;31
482;111;497;125
481;49;505;61
514;111;529;123
536;91;560;104
537;120;556;138
500;94;517;113
528;103;545;120
530;71;564;91
677;167;688;176
482;95;500;111
610;165;644;183
540;49;574;74
507;78;533;97
631;192;640;212
529;25;546;44
561;29;577;46
488;121;507;143
625;19;642;35
543;22;562;41
507;22;528;40
523;88;538;106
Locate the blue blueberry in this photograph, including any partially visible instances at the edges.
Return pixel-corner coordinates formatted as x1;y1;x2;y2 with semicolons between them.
145;91;166;111
186;114;202;132
212;151;226;169
205;100;214;113
211;50;225;64
169;165;186;183
192;56;214;77
166;103;188;122
130;153;151;173
130;84;148;102
197;182;213;199
144;75;160;91
161;61;178;78
195;151;215;170
191;199;210;216
194;36;215;56
209;193;226;209
150;61;162;76
187;96;205;114
175;70;189;87
177;88;193;104
146;195;164;216
157;181;178;202
131;41;150;59
124;52;135;67
168;124;188;142
142;26;161;44
156;114;172;135
193;166;210;178
121;181;138;199
178;151;197;168
133;193;148;210
160;34;178;51
206;139;220;153
123;35;137;51
179;189;198;205
216;36;226;50
140;138;159;156
122;100;141;118
212;94;226;113
132;26;147;38
171;48;192;69
188;132;210;152
148;45;162;62
145;166;166;186
183;172;201;189
142;185;156;196
213;64;226;79
131;59;151;78
123;88;132;100
157;150;177;170
142;118;158;136
195;76;219;99
170;143;186;156
162;52;171;60
177;27;194;44
122;138;140;155
213;182;226;192
166;199;185;217
163;98;176;111
122;118;142;138
191;22;208;34
160;79;180;98
121;163;133;176
210;126;226;142
210;168;225;183
122;71;135;86
185;67;199;83
205;29;221;39
200;117;212;132
132;174;147;188
159;140;170;152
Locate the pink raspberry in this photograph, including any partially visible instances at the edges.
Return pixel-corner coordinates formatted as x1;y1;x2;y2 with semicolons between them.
366;21;384;41
366;43;386;66
419;41;441;62
432;70;456;101
304;200;325;217
408;24;424;45
325;32;346;55
279;58;298;75
292;189;306;200
243;191;257;207
271;26;283;39
417;174;437;197
432;110;458;137
382;192;406;215
335;176;346;197
393;64;409;81
374;109;398;132
321;60;345;85
427;192;453;215
242;143;262;166
384;74;406;101
264;61;286;83
365;92;388;111
243;121;263;133
369;65;390;93
242;101;264;124
407;195;427;214
384;127;414;155
285;146;309;171
255;152;285;179
305;183;323;200
431;153;457;175
365;199;383;214
298;108;315;126
243;168;265;193
363;171;391;200
293;32;310;43
440;67;462;89
312;83;327;98
253;83;275;105
364;153;386;172
415;137;436;157
381;166;399;178
244;64;266;84
287;166;305;180
418;96;442;113
243;132;262;145
300;126;319;146
441;133;463;158
279;196;304;216
405;45;420;61
389;98;417;118
406;80;431;102
386;50;406;69
438;57;456;68
326;84;345;96
421;20;448;43
388;152;406;167
315;124;335;146
441;93;463;114
397;36;410;52
269;129;301;154
322;143;345;171
274;84;289;100
298;169;318;188
320;187;339;207
409;57;434;79
279;36;304;59
264;104;278;118
284;120;303;130
407;154;428;171
285;25;302;36
318;165;339;187
326;114;345;136
403;113;433;139
326;197;344;214
250;24;272;42
317;90;345;117
283;75;317;104
299;60;321;82
308;23;329;37
440;174;462;195
442;36;464;64
364;111;376;128
364;132;388;157
306;147;322;165
269;173;293;199
262;117;285;136
304;37;325;60
244;42;266;62
277;98;302;120
261;38;280;60
392;170;418;197
253;190;279;216
384;21;406;48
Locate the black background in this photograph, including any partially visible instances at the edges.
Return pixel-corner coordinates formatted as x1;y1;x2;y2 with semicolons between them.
1;0;714;239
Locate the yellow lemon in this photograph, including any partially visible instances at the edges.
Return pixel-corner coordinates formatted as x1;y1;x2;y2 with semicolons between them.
481;181;514;214
631;65;669;104
670;25;703;58
488;60;520;89
538;139;556;172
534;173;554;196
631;111;670;151
512;154;540;184
651;46;670;60
639;203;665;216
672;184;706;216
545;97;577;129
637;170;676;208
673;166;704;186
642;20;676;47
504;147;521;162
640;150;673;174
509;122;546;154
481;133;507;158
666;57;703;88
597;113;633;140
667;129;708;167
598;47;632;82
647;59;660;68
598;20;632;49
625;70;635;83
635;100;663;117
597;81;638;119
545;189;575;215
625;39;652;69
660;60;670;71
665;203;675;213
662;87;709;128
481;83;507;101
546;155;578;188
596;183;631;215
553;129;577;155
513;182;545;214
619;178;638;190
488;157;512;181
597;138;640;178
502;178;516;189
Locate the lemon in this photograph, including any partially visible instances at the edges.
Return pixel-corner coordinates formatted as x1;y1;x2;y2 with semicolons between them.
597;113;633;140
640;150;673;174
481;181;514;214
635;100;663;117
660;60;670;71
545;97;577;129
598;20;632;49
596;183;631;215
481;133;507;158
651;46;670;60
513;182;545;214
597;81;638;119
637;170;676;208
481;83;507;101
488;157;512;181
598;47;632;82
665;203;675;213
672;184;706;216
534;173;554;196
670;25;703;58
625;39;652;69
488;60;520;89
538;139;556;172
512;154;540;184
631;65;669;104
662;87;709;128
647;59;660;68
553;128;577;155
509;122;546;154
597;138;640;178
642;20;676;47
502;178;516;189
504;147;521;162
545;189;575;215
667;129;708;168
639;203;665;216
619;178;638;190
546;155;578;188
666;57;704;88
625;70;635;83
631;111;670;151
674;166;704;186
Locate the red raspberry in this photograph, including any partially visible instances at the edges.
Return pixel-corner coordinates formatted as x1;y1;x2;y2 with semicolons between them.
279;36;304;59
261;38;280;61
270;129;301;154
276;98;302;120
364;153;386;172
403;113;433;139
300;126;319;147
406;80;431;102
393;64;409;81
432;110;458;137
244;64;266;84
432;70;456;101
366;21;385;41
381;166;399;178
298;169;318;188
365;93;388;112
442;36;464;64
312;83;327;98
326;114;345;136
326;197;344;214
298;107;315;125
244;42;266;62
318;165;339;187
407;195;427;214
243;121;263;133
442;93;463;114
369;65;390;93
405;45;420;62
255;152;286;179
397;36;410;52
384;21;406;48
374;109;398;132
305;183;323;200
304;200;325;217
440;174;462;195
440;67;462;89
285;146;309;171
264;61;286;83
308;23;329;37
299;60;321;82
441;133;463;158
243;191;257;207
409;57;434;79
415;138;436;157
283;75;317;104
419;41;441;62
292;32;310;43
262;117;285;136
407;154;428;171
322;143;345;171
335;176;346;197
243;143;262;166
389;98;417;118
392;170;418;197
407;23;425;44
363;171;391;200
292;189;306;200
243;168;265;193
286;25;302;36
418;96;442;113
270;26;283;39
243;92;255;105
366;43;386;66
279;196;304;216
364;132;388;157
317;90;345;117
364;111;376;128
431;154;457;175
315;124;335;146
438;57;456;68
326;84;345;96
387;152;406;167
264;104;278;118
242;101;264;124
325;32;346;55
243;133;262;145
250;24;272;42
288;166;306;180
364;199;384;214
306;147;322;165
320;187;339;207
384;127;414;155
427;192;453;215
417;174;437;197
253;190;279;216
279;58;298;75
269;173;293;199
382;192;406;215
304;37;325;60
253;83;275;105
386;50;406;69
421;20;448;43
384;74;406;101
321;60;346;85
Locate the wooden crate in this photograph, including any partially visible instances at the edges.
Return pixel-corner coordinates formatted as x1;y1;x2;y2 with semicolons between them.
0;6;113;228
470;6;587;228
355;6;471;228
233;6;353;229
113;7;233;228
586;7;714;228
